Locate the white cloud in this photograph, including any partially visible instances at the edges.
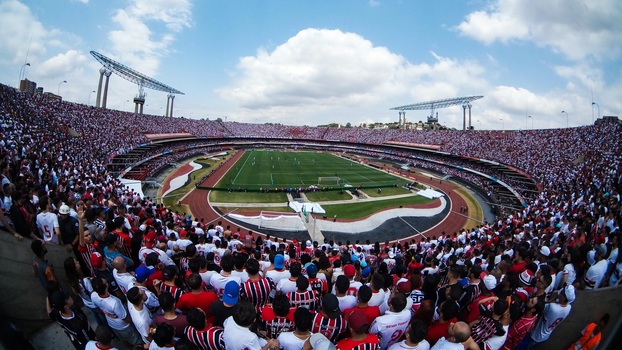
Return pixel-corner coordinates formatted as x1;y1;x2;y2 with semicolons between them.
457;0;622;61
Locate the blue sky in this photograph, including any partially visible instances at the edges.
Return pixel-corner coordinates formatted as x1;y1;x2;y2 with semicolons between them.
1;0;620;130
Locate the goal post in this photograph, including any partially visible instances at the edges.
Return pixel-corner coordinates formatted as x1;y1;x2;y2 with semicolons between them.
317;176;340;186
258;211;307;231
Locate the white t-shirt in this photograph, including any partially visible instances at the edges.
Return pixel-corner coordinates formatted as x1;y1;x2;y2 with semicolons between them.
37;211;60;243
113;270;136;294
265;269;291;287
85;341;119;350
429;337;463;350
337;295;357;312
277;331;309;350
210;273;241;297
484;324;509;350
369;308;411;349
91;293;130;330
231;270;250;284
277;278;298;295
128;302;153;344
138;247;175;266
387;339;430;350
584;260;608;289
222;316;267;350
530;303;571;342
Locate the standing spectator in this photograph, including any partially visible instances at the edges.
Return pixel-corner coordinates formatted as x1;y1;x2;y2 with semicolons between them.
334;275;357;312
103;233;133;269
429;321;471;350
150;323;176;350
278;261;303;295
342;285;381;326
501;297;543;350
336;310;380;350
127;286;153;345
58;204;79;253
388;319;430;350
47;290;95;350
91;277;143;347
130;265;160;313
426;301;459;346
287;275;319;310
261;294;296;339
64;257;106;327
311;293;347;343
155;292;188;339
210;254;242;297
223;300;280;350
527;285;575;348
306;262;328;296
36;196;61;244
85;325;117;350
157;265;185;303
277;307;313;350
211;280;240;327
31;239;56;291
369;292;411;350
177;273;219;324
240;258;274;312
184;307;225;350
584;248;608;289
112;256;136;294
470;298;508;348
266;254;291;287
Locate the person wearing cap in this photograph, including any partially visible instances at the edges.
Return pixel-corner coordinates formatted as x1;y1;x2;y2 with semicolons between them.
528;285;575;348
211;280;241;327
342;285;381;326
369;291;411;350
302;333;336;350
138;230;175;267
336;310;380;350
306;262;329;296
57;204;79;253
464;274;498;324
266;253;292;287
36;196;61;244
311;293;347;343
130;265;159;312
90;251;125;301
388;319;430;350
177;273;219;323
277;307;313;350
223;300;280;350
184;307;225;350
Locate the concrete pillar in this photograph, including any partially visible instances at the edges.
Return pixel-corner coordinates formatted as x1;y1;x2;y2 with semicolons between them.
101;70;112;109
139;104;144;114
165;95;171;117
462;104;467;131
95;68;105;107
169;95;175;118
468;104;472;130
134;103;139;114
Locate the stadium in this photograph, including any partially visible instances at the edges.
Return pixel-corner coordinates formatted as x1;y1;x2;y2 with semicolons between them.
2;81;622;348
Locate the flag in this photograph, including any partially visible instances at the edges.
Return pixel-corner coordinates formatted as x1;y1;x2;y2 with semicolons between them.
303;205;307;217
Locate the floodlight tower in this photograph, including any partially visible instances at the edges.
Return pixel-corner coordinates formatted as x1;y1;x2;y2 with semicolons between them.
90;51;184;115
391;96;483;130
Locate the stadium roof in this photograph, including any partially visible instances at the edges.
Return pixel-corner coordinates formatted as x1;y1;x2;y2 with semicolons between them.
90;51;184;95
390;96;483;111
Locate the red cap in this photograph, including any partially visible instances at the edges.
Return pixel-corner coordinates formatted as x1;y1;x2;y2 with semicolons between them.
90;252;103;268
343;264;356;277
180;230;187;237
396;281;411;294
144;231;157;249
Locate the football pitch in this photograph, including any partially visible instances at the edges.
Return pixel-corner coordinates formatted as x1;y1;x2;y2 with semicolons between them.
214;150;408;190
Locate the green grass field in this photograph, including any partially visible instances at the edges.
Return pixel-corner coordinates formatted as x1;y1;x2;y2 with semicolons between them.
213;150;408;190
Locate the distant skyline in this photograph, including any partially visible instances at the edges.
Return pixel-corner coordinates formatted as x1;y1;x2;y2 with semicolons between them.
1;0;620;130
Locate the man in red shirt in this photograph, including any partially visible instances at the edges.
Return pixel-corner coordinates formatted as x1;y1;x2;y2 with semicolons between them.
426;300;459;346
342;285;381;326
336;310;380;350
177;273;219;325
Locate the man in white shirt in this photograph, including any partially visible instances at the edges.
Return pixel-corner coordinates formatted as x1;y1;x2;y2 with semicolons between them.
528;285;574;347
210;254;242;297
429;321;471;350
265;254;291;286
126;287;153;344
223;300;279;350
112;256;136;294
584;249;609;289
36;196;61;244
369;292;411;350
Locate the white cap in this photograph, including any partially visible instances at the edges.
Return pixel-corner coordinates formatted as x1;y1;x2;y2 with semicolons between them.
309;333;336;350
59;205;70;215
483;274;498;290
539;246;551;257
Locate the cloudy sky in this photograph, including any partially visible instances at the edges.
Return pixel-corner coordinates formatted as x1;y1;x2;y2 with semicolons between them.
1;0;620;130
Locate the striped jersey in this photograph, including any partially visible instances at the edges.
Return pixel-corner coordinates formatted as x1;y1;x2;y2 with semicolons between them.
311;313;347;343
240;276;273;311
287;289;319;311
184;325;225;350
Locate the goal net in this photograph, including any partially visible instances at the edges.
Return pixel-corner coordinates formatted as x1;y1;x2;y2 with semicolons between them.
318;176;340;186
259;211;307;231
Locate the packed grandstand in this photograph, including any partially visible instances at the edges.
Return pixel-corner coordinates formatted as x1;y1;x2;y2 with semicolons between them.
1;82;621;349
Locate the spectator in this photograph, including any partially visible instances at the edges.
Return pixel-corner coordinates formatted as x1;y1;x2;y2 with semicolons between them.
311;293;347;343
388;319;430;350
337;310;380;350
223;300;279;350
47;289;95;350
277;307;313;350
155;292;188;339
184;307;225;350
527;285;575;348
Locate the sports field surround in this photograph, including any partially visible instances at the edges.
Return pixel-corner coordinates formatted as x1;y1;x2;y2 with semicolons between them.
215;150;408;190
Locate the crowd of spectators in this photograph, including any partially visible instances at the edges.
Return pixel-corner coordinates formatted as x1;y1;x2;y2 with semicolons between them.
1;83;621;349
